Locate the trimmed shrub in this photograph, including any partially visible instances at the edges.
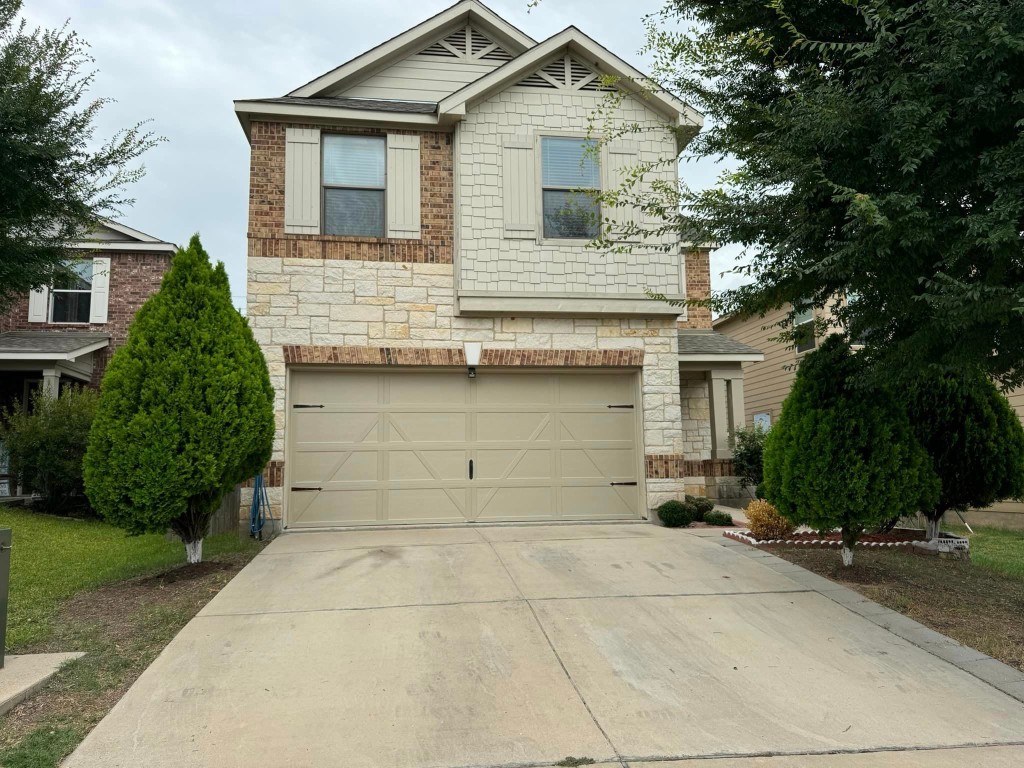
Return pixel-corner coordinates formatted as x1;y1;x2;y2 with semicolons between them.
84;236;275;563
704;510;734;526
905;368;1024;539
762;336;938;565
0;388;98;514
685;494;715;521
657;499;694;528
745;500;795;540
731;423;769;489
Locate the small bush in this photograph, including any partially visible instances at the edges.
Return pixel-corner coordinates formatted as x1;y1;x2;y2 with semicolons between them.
657;499;693;528
731;423;769;488
704;510;734;526
1;388;99;515
745;500;796;540
685;494;714;521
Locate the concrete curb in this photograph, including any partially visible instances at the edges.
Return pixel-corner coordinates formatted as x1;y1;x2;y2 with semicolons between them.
0;652;85;716
714;534;1024;705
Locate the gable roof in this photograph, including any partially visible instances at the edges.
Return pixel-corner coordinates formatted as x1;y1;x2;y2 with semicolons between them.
288;0;536;99
438;27;703;136
73;219;177;254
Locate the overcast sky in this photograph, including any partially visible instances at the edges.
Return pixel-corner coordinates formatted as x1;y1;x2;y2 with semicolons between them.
23;0;748;310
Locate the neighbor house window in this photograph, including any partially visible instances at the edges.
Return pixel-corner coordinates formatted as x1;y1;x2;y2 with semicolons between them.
541;137;600;239
322;134;386;237
794;305;816;353
50;260;93;323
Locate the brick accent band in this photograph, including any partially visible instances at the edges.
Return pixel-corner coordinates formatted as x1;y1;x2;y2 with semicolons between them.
247;460;284;488
646;455;736;479
282;346;644;368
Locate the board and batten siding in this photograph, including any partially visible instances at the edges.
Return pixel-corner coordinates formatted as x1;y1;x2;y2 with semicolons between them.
386;134;422;238
284;127;321;235
459;88;683;296
332;55;504;102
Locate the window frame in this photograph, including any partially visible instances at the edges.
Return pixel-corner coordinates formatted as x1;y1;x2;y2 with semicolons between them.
49;259;94;325
793;305;816;354
320;133;387;239
538;134;602;242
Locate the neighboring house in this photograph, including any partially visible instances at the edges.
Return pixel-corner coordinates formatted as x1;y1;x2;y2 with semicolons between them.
235;0;761;528
0;220;176;407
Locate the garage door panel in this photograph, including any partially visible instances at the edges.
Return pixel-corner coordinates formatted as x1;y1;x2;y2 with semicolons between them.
475;449;553;480
475;375;553;405
475;487;554;521
560;412;636;442
293;412;379;444
561;449;636;480
291;490;380;526
388;488;466;522
558;374;634;404
389;450;468;482
476;412;552;442
388;374;466;404
294;451;379;484
561;485;639;518
389;412;467;443
292;371;380;404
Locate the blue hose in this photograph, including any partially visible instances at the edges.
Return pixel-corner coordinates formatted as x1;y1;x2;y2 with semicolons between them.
249;473;271;539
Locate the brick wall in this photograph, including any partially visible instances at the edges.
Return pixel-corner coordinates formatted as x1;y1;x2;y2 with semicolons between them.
0;251;170;386
247;121;453;263
678;249;713;330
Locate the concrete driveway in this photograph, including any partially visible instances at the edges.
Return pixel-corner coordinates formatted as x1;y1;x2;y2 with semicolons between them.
64;523;1024;768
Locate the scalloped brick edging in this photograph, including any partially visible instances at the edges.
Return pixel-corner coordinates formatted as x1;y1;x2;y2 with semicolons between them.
723;530;918;548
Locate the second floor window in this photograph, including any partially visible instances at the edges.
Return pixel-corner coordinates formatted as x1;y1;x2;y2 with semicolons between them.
51;260;93;323
794;305;816;353
322;135;386;237
541;137;600;239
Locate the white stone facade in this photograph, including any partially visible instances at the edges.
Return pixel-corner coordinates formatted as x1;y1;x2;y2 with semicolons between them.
247;256;690;514
457;88;683;295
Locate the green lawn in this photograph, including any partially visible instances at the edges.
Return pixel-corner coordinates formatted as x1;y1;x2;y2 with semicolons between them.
960;525;1024;581
1;507;256;650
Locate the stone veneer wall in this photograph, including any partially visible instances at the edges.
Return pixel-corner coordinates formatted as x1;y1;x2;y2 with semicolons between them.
246;256;691;520
457;88;684;296
679;374;713;460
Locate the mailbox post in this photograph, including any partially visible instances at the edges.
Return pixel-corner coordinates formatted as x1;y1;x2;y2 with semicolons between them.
0;528;10;669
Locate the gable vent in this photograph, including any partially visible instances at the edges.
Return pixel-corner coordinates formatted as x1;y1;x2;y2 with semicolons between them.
419;24;511;62
516;54;613;92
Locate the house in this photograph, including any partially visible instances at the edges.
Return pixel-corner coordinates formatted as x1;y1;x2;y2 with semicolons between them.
0;220;176;407
235;0;761;528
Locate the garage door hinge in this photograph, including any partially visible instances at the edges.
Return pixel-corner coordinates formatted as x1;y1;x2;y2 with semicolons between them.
293;404;325;409
610;481;638;486
291;486;322;492
606;404;634;409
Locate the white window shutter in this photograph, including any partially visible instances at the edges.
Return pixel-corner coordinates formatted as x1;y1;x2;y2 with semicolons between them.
89;257;111;324
501;136;536;238
284;127;321;235
386;133;421;239
604;141;640;241
27;286;49;323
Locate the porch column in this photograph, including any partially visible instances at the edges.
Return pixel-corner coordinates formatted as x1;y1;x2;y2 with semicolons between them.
41;368;60;398
708;368;748;459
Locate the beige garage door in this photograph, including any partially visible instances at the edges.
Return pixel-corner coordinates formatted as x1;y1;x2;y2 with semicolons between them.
286;369;642;527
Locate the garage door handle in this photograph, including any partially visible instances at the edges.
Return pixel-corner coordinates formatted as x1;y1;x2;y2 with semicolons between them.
291;486;322;492
468;459;474;480
607;404;634;409
610;482;638;486
293;404;325;409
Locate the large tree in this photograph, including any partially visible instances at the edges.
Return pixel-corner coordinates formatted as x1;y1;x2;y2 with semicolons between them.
84;236;274;563
906;369;1024;539
636;0;1024;387
0;0;160;309
762;336;938;565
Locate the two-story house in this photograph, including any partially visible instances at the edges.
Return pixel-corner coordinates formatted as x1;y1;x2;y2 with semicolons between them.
235;0;760;528
0;220;176;407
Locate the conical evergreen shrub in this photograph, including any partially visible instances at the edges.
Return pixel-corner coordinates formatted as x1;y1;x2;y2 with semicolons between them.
84;235;274;562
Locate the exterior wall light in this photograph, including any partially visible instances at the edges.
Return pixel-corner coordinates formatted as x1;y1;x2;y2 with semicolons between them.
464;342;482;378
